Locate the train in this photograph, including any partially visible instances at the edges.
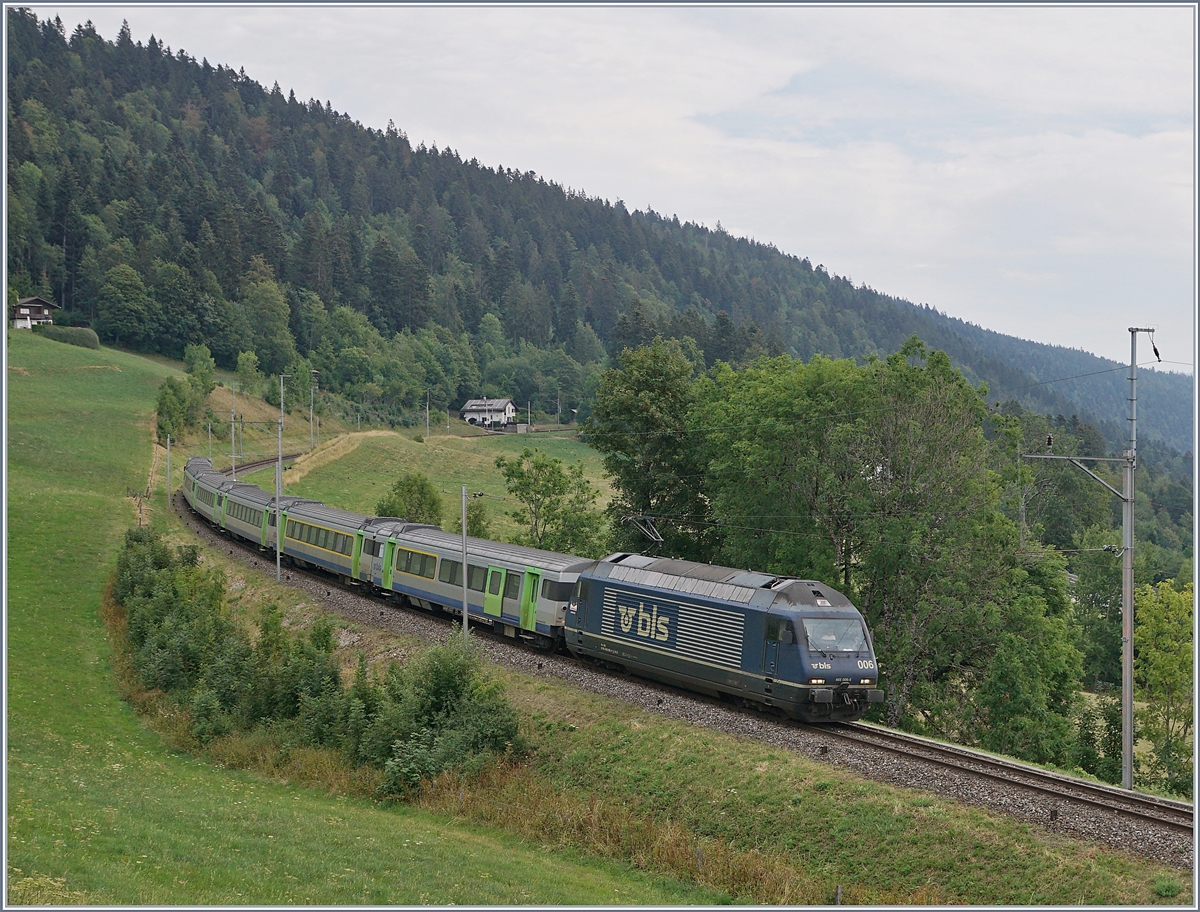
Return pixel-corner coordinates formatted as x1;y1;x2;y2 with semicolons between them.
182;456;884;722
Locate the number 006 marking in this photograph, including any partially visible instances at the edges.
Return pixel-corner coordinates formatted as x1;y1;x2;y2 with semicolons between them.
857;659;876;670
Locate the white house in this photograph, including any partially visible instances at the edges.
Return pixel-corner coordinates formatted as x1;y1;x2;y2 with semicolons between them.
459;397;516;428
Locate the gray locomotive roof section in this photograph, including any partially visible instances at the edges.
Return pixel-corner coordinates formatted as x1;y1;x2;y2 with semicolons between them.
770;580;856;610
400;526;592;573
602;562;758;604
594;553;865;609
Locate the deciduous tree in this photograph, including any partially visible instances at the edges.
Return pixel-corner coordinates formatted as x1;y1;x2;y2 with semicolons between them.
376;472;443;526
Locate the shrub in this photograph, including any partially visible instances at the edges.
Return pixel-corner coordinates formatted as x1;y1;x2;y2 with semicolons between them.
368;639;524;798
111;531;524;796
376;471;443;525
32;324;100;349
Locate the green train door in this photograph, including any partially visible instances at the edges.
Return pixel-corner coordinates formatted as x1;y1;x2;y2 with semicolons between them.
382;538;397;590
520;569;540;631
351;531;366;582
484;567;505;617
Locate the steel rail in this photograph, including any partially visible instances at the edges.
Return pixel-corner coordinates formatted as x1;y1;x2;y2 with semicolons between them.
824;722;1194;833
216;454;303;476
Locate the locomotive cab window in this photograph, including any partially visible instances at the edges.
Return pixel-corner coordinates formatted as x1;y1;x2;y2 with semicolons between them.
765;617;795;644
803;618;868;652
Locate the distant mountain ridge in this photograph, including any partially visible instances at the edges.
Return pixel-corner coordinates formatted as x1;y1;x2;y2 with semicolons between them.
6;9;1192;453
886;304;1193;453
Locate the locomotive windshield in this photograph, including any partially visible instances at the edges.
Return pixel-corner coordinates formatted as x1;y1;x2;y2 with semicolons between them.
802;618;869;653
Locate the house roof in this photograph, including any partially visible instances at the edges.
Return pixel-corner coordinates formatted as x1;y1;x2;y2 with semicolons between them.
13;296;60;310
460;398;514;411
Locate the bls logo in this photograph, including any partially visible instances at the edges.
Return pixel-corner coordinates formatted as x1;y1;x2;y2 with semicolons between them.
617;602;670;642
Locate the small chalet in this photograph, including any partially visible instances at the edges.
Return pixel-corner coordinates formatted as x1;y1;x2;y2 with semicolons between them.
9;296;60;329
459;397;517;428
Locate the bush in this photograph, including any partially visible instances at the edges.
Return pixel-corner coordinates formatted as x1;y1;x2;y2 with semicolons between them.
368;639;524;799
32;324;100;349
111;531;524;794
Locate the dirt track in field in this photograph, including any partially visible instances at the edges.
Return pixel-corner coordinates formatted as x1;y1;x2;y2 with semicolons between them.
282;430;397;486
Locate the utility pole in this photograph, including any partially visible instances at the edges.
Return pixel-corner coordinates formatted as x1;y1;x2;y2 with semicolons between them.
426;390;430;438
166;434;171;509
1023;326;1156;790
461;485;469;646
230;382;237;480
276;373;291;583
208;422;212;461
310;370;319;451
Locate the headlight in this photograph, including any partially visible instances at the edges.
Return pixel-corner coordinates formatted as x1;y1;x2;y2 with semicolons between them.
859;678;873;685
808;678;826;685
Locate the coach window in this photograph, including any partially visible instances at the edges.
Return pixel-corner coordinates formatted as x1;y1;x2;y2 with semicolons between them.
439;559;462;586
467;565;487;592
541;579;573;602
488;571;504;596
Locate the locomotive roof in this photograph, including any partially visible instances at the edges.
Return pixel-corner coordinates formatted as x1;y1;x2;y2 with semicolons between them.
596;553;857;610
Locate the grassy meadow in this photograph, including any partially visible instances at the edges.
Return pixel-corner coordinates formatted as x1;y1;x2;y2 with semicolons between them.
238;426;612;543
3;329;721;905
6;329;1192;904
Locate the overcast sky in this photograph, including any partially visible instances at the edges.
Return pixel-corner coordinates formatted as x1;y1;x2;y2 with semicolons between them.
27;4;1197;371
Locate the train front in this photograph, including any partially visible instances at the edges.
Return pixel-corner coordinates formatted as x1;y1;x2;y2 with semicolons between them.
774;581;885;722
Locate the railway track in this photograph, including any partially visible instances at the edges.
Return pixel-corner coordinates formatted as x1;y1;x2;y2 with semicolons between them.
219;454;304;477
175;493;1194;866
824;721;1194;834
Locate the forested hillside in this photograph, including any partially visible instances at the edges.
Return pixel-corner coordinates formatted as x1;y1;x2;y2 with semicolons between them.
6;9;1191;451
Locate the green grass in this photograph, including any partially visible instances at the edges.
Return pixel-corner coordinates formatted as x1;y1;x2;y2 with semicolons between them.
4;330;722;904
241;429;612;542
502;678;1189;905
9;330;1191;904
220;391;1195;904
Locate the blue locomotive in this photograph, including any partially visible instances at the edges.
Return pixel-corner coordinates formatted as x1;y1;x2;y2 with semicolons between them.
566;553;883;722
182;456;884;722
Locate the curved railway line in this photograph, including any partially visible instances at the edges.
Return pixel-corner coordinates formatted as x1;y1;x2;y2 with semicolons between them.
825;722;1194;834
174;488;1194;869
